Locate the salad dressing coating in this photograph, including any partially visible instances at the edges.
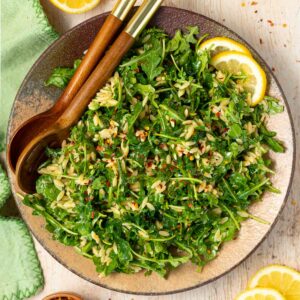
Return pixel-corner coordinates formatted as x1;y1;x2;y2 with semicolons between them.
24;26;284;277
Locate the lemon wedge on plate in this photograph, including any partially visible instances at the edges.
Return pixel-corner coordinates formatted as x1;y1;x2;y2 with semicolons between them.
235;288;286;300
199;37;252;57
49;0;101;14
248;265;300;300
211;50;267;106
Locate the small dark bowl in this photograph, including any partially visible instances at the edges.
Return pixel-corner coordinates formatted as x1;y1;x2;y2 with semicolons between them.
42;292;83;300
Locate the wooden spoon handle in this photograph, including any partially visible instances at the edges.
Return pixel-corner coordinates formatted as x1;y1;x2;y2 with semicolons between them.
59;31;135;125
59;0;163;127
52;0;136;113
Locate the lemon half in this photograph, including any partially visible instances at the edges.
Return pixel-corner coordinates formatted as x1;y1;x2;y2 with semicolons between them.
236;288;286;300
49;0;101;14
248;265;300;300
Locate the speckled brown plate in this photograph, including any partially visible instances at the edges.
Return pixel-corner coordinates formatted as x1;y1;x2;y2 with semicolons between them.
7;7;295;295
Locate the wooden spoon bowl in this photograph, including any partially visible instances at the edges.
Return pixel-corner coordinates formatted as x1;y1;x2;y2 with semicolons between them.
7;1;133;172
8;0;160;194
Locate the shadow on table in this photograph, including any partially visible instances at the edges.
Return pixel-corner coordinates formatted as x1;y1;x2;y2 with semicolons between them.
0;195;20;217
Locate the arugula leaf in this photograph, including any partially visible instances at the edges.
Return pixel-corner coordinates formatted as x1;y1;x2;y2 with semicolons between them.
116;239;133;264
45;59;81;88
264;96;284;114
167;26;199;55
184;26;199;44
140;47;163;81
36;175;60;201
264;137;285;153
128;102;143;131
167;30;185;53
92;177;106;190
135;83;155;96
228;123;242;138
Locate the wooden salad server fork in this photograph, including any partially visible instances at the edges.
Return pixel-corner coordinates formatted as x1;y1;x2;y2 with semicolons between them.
13;0;163;193
7;0;137;171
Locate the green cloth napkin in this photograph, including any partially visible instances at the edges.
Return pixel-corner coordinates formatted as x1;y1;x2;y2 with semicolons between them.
0;0;59;207
0;217;44;299
0;0;59;139
0;1;59;298
0;165;11;209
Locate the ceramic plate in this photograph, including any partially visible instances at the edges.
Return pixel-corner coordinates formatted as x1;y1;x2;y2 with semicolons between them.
7;7;295;295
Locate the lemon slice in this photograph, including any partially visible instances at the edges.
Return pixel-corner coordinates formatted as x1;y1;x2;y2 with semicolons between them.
248;265;300;300
49;0;101;14
211;50;267;106
235;288;286;300
199;37;252;57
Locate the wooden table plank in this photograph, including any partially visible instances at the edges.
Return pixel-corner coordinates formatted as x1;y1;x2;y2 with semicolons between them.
28;0;300;298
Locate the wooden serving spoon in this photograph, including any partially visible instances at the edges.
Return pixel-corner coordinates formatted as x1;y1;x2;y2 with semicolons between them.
7;0;137;171
13;0;163;193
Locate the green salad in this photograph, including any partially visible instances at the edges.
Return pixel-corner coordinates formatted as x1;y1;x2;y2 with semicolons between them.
24;26;284;278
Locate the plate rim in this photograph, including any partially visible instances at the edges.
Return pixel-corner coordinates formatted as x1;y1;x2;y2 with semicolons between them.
7;6;296;296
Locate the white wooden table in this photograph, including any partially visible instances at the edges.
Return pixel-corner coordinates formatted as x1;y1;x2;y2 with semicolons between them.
21;0;300;299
